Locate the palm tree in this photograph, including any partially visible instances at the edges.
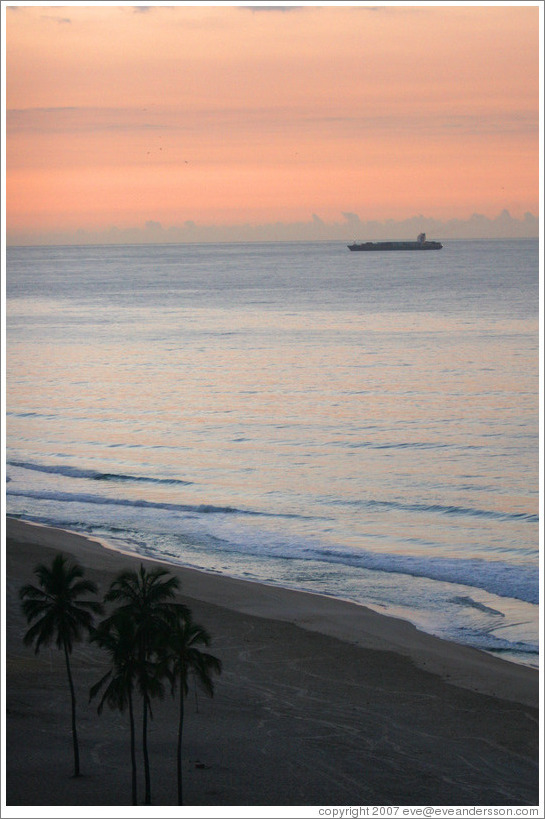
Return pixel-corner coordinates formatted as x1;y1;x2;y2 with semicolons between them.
104;564;189;805
166;613;222;806
19;552;102;777
89;610;139;805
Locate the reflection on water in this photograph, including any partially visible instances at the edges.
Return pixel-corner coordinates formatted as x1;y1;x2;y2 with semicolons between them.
6;239;539;665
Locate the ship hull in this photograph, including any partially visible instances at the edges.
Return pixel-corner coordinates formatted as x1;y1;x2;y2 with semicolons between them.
348;241;442;251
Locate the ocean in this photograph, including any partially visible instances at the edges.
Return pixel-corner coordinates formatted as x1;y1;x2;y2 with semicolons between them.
5;239;540;667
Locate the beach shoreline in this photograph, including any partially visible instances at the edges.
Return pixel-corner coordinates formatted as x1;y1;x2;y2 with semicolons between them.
4;516;541;808
6;517;539;707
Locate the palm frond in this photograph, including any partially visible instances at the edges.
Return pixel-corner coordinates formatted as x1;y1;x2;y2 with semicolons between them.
23;613;56;653
70;578;100;597
19;552;101;654
89;669;113;709
166;614;222;699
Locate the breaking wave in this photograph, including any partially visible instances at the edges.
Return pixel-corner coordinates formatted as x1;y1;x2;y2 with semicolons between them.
5;487;305;520
7;460;193;486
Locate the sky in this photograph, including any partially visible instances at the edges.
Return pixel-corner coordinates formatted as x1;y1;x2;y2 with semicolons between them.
3;1;542;244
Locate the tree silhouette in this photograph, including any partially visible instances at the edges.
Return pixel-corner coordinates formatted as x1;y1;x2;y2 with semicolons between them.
90;610;139;805
166;613;222;805
19;553;102;777
103;564;189;804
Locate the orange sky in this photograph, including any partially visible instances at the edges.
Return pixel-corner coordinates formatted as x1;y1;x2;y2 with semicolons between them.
4;2;541;243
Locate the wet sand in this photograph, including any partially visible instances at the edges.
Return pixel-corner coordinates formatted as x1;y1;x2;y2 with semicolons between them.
4;517;540;809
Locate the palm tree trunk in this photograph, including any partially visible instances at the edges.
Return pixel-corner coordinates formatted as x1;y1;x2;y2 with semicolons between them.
128;689;137;806
143;692;151;804
63;640;80;777
177;684;185;805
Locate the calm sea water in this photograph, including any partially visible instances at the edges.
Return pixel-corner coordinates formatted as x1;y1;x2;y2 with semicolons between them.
5;239;540;666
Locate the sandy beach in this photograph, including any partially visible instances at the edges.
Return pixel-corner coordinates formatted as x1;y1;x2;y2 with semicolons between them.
4;517;540;809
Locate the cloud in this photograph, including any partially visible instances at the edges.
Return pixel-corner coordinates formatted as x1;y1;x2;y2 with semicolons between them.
8;104;536;144
7;210;538;247
6;107;167;135
41;14;71;24
243;4;305;12
144;220;163;232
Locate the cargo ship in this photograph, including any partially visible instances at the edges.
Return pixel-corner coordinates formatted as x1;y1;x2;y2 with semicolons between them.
348;233;442;251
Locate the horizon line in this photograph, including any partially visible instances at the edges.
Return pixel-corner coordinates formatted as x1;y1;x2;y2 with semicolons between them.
5;208;540;247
